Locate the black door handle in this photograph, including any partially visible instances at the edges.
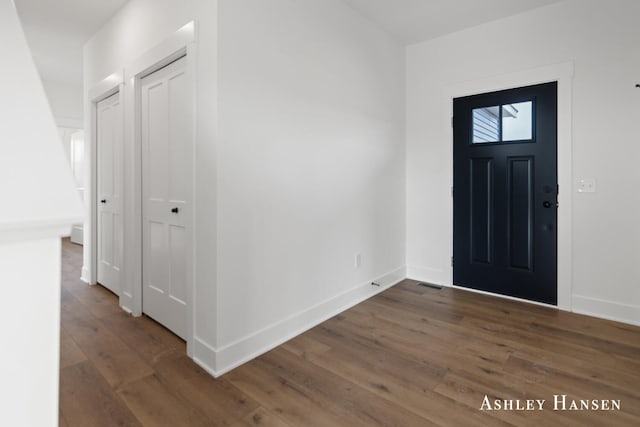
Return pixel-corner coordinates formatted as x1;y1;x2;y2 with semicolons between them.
100;199;107;204
543;201;552;208
171;207;179;213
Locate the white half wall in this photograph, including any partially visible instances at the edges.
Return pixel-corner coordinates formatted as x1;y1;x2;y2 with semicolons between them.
1;1;83;424
406;0;640;325
42;80;83;128
0;239;63;426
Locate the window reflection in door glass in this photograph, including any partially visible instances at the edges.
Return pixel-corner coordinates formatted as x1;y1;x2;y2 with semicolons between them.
502;101;532;141
472;106;500;143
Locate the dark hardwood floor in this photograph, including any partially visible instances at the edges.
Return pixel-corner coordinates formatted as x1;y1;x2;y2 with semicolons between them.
59;239;640;426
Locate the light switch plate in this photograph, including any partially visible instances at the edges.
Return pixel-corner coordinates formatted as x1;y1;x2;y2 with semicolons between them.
578;179;596;193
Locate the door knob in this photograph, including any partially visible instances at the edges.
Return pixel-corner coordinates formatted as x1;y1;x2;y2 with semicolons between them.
543;200;552;208
100;199;107;204
171;207;179;213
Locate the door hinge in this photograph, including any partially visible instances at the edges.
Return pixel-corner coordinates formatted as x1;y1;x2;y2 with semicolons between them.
451;116;454;128
451;186;454;197
451;256;454;267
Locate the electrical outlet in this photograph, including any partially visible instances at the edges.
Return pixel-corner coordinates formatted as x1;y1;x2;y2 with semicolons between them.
354;253;362;268
578;179;596;193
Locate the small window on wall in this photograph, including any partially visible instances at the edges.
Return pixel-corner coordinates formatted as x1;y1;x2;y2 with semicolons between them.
58;127;85;200
472;101;533;143
70;130;84;189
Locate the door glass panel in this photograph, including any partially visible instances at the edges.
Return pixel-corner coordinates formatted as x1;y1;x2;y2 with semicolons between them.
502;101;532;141
473;106;500;143
472;101;533;144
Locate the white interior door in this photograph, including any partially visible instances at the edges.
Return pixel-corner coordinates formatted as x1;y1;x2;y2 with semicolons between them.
96;92;122;295
141;56;190;340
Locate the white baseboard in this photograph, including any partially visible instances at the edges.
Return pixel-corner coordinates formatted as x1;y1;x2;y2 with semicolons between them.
192;338;218;377
407;269;640;327
119;291;137;316
70;226;83;245
189;266;639;379
406;265;449;287
80;266;91;284
572;294;640;326
192;266;406;377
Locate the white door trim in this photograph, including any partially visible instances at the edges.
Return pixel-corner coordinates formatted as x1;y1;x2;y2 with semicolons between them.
442;61;574;311
84;71;124;297
122;21;197;356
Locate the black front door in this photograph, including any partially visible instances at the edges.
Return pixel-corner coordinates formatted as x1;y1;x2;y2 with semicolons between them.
453;82;557;305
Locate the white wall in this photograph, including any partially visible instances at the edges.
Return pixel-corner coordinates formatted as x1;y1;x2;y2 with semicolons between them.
215;0;405;369
84;0;405;374
1;1;83;424
406;0;640;324
42;80;83;128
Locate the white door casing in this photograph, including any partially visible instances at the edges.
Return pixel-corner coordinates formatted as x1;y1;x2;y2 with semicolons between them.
443;61;574;310
96;92;123;295
141;56;190;340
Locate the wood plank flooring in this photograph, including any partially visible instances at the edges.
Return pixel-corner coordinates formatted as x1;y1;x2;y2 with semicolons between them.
59;239;640;426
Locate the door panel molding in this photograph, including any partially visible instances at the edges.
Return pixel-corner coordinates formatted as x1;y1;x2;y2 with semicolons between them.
506;156;534;272
469;157;493;265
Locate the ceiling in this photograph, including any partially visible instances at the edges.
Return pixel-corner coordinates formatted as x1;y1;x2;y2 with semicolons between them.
342;0;563;45
14;0;563;86
14;0;129;86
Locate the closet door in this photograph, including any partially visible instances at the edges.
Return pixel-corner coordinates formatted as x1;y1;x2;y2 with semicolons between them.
141;56;190;339
96;92;122;295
